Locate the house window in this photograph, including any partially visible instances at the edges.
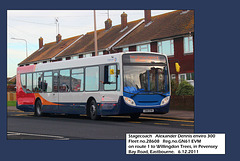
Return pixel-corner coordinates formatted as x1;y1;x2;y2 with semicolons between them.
184;36;193;54
171;74;176;80
158;39;174;56
137;44;150;52
83;53;92;58
72;55;79;59
123;47;129;52
178;72;194;86
179;74;186;83
98;51;103;56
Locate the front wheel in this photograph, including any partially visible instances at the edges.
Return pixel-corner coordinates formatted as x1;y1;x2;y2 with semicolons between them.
34;100;43;117
89;100;101;120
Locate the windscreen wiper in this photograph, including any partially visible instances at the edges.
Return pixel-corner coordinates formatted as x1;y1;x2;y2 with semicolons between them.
150;92;167;97
130;91;142;98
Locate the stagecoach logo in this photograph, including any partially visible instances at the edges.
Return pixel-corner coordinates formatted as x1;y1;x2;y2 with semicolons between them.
107;56;117;62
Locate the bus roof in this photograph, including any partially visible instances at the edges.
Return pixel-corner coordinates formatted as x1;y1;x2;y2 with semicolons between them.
17;52;166;73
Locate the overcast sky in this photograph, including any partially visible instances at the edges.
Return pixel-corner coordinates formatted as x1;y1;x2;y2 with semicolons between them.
7;10;175;77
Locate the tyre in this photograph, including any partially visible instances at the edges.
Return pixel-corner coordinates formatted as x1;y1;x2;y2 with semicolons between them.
34;100;43;117
130;113;141;120
89;99;100;120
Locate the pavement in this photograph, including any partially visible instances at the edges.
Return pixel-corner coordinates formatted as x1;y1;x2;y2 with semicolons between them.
7;106;194;120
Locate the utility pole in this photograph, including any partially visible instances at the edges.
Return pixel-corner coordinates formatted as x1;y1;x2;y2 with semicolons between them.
94;10;98;56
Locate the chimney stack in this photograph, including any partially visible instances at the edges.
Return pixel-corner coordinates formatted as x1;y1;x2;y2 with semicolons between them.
39;37;43;49
121;12;127;30
144;10;151;25
56;34;62;43
105;18;112;30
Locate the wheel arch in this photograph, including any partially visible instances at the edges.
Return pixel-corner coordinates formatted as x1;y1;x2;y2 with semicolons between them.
35;97;42;107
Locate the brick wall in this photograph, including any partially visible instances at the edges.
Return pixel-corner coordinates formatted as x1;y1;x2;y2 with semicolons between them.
170;95;194;111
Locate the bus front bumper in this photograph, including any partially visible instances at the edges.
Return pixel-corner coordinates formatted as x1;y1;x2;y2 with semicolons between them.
99;96;170;116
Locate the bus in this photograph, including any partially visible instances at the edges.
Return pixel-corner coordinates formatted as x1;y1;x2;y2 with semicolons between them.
16;52;171;120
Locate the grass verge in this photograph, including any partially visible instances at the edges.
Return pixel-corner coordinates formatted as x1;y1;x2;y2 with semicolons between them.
7;101;16;107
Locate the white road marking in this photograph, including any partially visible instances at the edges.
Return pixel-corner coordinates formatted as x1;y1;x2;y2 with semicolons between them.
7;131;69;140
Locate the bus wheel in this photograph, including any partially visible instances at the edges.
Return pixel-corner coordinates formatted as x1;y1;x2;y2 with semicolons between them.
89;100;100;120
35;100;43;117
130;113;141;120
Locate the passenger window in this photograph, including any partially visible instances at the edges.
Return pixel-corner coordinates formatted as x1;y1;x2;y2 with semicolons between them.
71;68;84;92
104;65;117;91
26;73;32;92
85;66;99;91
33;72;43;92
43;71;53;92
20;74;26;90
59;69;70;92
53;72;59;92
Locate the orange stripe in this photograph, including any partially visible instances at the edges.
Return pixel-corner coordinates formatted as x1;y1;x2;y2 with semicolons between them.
34;93;59;106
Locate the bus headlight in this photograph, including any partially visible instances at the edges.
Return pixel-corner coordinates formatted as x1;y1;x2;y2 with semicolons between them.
160;96;170;106
123;96;136;106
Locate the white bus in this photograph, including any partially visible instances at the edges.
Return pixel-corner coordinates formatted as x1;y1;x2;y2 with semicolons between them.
16;52;171;120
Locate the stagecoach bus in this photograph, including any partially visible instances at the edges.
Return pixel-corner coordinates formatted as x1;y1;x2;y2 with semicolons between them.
16;52;171;120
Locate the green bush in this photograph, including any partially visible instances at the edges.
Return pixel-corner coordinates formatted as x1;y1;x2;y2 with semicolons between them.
176;81;194;96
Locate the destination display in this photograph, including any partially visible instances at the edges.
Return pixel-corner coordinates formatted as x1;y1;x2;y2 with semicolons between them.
123;54;166;64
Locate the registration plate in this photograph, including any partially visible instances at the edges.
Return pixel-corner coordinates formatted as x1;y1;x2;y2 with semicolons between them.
143;109;154;113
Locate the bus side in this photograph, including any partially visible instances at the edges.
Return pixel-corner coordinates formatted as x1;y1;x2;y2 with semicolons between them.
16;54;123;116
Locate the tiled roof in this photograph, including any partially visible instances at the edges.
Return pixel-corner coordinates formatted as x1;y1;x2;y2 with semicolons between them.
19;35;82;65
19;10;194;65
56;19;143;58
114;10;194;48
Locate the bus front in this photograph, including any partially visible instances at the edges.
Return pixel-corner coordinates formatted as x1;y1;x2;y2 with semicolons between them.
120;52;170;117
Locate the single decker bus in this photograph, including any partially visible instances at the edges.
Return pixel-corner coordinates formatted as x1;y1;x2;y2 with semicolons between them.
16;52;171;120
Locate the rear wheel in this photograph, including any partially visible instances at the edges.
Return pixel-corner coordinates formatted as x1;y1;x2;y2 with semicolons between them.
130;113;141;120
34;100;43;117
88;99;100;120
